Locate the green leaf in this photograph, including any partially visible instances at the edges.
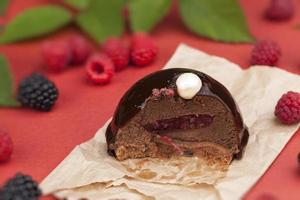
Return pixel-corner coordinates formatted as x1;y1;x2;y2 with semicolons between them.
76;0;124;43
179;0;254;43
129;0;172;32
0;0;9;16
0;55;20;107
0;5;72;44
65;0;90;10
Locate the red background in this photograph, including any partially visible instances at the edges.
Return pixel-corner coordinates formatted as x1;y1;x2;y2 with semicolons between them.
1;0;300;199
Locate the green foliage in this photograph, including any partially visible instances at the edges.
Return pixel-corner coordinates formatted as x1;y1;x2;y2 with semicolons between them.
179;0;254;43
0;5;72;44
0;0;9;16
0;0;254;44
0;55;20;107
65;0;90;10
76;0;124;43
129;0;172;32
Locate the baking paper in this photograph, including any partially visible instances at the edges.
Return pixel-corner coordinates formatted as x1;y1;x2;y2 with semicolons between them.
41;44;300;200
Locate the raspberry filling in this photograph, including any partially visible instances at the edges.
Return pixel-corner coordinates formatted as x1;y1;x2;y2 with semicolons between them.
144;114;214;132
158;135;183;155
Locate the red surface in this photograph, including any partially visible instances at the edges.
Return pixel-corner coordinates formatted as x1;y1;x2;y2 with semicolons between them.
1;0;300;199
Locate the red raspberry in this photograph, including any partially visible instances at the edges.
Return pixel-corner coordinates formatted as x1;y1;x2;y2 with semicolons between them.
256;193;277;200
102;37;129;71
0;130;13;163
86;54;115;85
42;41;71;72
130;33;158;67
250;40;281;66
275;91;300;124
69;35;91;65
265;0;294;21
152;88;174;97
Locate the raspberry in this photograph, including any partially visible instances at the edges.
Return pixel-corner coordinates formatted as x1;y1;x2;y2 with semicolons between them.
86;54;115;85
256;193;277;200
275;91;300;124
17;73;59;111
0;173;42;200
42;41;71;72
0;130;13;163
250;40;281;66
69;35;91;65
130;33;158;67
102;37;129;71
152;88;175;97
265;0;294;21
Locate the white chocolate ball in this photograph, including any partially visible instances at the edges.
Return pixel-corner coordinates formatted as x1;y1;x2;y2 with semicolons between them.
176;73;202;99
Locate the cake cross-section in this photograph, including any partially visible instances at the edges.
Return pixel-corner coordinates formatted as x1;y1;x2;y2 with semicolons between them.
106;68;248;167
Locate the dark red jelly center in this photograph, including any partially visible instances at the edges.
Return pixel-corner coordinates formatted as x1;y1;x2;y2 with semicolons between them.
144;114;213;132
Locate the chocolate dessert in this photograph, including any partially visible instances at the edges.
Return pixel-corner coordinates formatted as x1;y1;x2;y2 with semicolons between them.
106;68;248;167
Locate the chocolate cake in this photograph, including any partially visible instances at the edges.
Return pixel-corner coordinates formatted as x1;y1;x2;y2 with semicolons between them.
106;68;248;167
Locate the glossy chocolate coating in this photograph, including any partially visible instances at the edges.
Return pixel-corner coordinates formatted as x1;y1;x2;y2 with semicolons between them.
106;68;248;158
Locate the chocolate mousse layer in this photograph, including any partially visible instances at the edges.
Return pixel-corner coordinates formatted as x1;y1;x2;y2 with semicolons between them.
106;68;248;166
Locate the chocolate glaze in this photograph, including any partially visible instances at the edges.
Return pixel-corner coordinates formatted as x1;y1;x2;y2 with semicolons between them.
106;68;248;158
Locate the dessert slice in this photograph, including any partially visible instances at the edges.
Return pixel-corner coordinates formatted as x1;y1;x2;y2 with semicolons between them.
106;68;248;168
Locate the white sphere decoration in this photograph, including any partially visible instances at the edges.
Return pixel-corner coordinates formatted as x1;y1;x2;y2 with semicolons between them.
176;73;202;99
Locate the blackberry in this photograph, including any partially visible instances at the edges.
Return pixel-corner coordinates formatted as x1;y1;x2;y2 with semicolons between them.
0;173;42;200
17;73;59;111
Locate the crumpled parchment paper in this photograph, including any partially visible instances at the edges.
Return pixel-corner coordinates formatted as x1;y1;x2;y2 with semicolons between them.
41;44;300;200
